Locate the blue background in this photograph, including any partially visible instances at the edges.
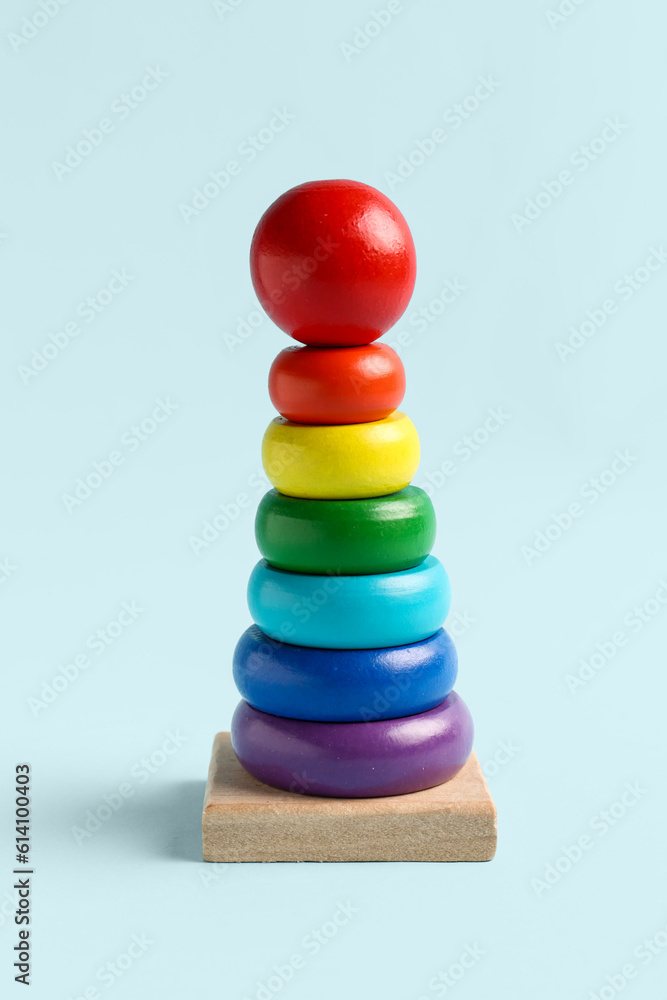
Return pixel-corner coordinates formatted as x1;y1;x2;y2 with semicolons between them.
3;0;667;997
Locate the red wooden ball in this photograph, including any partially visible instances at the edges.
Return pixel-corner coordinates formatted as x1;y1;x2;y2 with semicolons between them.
269;344;406;424
250;179;416;347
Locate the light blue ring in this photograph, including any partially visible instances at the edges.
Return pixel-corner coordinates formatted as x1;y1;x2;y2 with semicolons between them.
247;554;451;649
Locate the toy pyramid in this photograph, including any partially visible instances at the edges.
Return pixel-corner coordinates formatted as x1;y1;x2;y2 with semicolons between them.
203;180;496;862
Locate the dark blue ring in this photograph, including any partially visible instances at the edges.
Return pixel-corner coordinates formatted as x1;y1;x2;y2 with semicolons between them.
232;625;458;723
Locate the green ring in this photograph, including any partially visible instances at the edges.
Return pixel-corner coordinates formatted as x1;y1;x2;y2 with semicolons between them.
254;486;436;575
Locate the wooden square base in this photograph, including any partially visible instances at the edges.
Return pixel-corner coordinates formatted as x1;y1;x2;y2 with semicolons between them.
202;732;497;862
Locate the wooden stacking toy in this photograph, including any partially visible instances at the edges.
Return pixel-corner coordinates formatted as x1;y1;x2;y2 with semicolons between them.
203;180;497;862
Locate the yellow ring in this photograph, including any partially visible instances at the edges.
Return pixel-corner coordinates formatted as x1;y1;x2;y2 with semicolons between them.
261;411;420;499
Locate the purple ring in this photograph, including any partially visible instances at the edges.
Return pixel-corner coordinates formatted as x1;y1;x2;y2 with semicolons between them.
231;692;474;798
